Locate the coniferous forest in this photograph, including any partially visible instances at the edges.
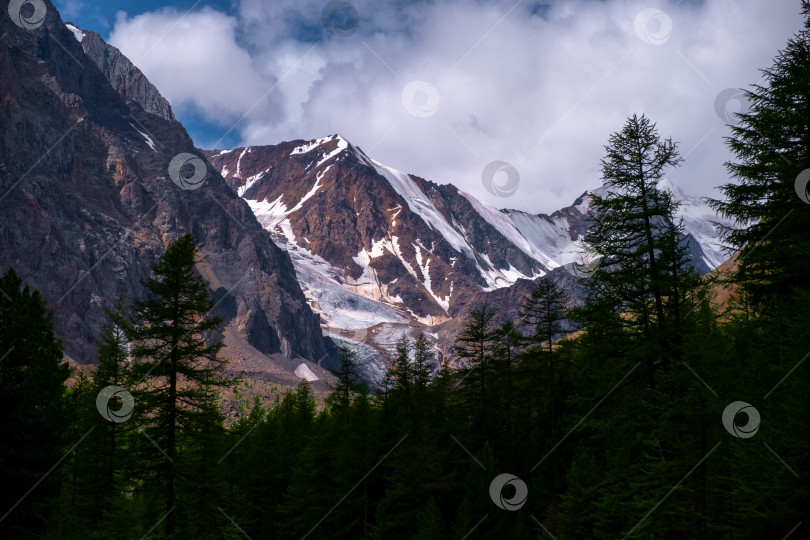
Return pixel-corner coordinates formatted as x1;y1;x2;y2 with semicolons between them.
1;5;809;539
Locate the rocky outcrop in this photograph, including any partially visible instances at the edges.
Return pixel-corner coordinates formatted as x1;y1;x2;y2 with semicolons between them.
76;28;175;122
204;136;727;375
204;138;553;324
0;4;329;365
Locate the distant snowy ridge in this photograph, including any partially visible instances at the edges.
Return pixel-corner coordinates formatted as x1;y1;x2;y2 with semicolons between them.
503;180;731;273
204;135;731;376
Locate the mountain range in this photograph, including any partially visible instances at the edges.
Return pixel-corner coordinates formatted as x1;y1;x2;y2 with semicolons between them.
203;136;732;379
0;4;733;387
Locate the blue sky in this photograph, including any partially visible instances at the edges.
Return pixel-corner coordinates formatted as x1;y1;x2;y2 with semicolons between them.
52;0;805;213
55;0;241;148
55;0;233;37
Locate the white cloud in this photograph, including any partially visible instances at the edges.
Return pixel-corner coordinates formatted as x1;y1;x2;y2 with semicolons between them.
109;7;282;137
54;0;84;20
108;0;803;213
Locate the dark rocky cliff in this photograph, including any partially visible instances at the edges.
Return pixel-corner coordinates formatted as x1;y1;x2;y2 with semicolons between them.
0;3;330;365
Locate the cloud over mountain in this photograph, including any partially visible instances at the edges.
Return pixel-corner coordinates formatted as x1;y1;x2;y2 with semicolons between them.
108;0;801;213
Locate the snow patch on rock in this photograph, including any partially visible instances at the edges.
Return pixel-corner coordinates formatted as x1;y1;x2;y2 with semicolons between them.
235;147;249;179
65;23;84;42
129;124;156;151
461;192;557;270
237;167;271;197
371;159;475;260
294;363;319;381
291;134;346;156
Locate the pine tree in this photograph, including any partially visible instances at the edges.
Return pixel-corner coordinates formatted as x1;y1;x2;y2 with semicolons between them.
520;276;570;355
180;371;228;539
450;497;477;539
708;1;810;308
389;334;412;394
326;344;361;412
491;321;521;469
65;299;138;538
705;6;810;534
411;332;435;391
431;356;453;424
412;497;444;539
559;116;706;532
0;269;71;537
383;332;435;439
453;304;497;441
127;233;226;538
518;278;570;453
584;113;692;381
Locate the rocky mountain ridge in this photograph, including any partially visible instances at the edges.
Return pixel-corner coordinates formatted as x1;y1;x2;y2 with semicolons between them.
203;135;732;379
0;3;331;378
0;8;733;386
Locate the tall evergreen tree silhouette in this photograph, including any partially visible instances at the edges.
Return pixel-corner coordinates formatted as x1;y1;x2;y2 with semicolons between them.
127;234;226;538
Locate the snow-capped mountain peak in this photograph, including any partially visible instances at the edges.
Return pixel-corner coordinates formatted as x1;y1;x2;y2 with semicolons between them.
204;136;731;378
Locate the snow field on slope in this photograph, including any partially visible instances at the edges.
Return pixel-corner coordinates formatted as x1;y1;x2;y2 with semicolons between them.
370;159;475;259
370;159;549;289
65;23;84;42
460;192;558;269
506;210;574;265
286;239;410;331
129;124;157;152
294;363;319;381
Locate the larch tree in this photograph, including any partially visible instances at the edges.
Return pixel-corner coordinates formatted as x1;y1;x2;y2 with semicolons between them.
326;344;361;413
127;233;226;538
584;113;693;381
453;304;497;441
708;0;810;310
411;332;434;391
520;276;570;356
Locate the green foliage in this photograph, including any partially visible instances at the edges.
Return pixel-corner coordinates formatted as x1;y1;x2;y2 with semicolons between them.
520;276;570;354
0;268;72;537
56;298;141;539
326;344;362;412
708;1;810;307
412;332;435;391
453;303;497;441
584;113;699;384
126;233;229;538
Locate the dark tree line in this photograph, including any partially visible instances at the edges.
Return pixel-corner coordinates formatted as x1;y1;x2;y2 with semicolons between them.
1;4;809;537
